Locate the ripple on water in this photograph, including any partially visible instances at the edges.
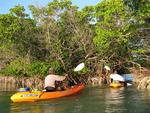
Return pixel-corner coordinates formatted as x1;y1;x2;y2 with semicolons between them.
1;86;150;113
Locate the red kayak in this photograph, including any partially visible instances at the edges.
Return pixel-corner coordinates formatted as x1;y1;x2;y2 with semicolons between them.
11;83;85;102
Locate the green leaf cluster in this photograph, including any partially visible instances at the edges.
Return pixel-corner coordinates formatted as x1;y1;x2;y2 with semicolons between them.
0;0;149;78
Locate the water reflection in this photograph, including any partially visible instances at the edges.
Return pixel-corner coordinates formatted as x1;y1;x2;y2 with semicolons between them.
4;87;150;113
10;97;81;113
10;102;62;113
11;103;41;113
105;87;125;113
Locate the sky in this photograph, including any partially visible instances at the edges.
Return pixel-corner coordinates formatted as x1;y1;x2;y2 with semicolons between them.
0;0;100;15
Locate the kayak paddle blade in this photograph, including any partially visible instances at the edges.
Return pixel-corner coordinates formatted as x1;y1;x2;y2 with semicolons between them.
74;63;85;72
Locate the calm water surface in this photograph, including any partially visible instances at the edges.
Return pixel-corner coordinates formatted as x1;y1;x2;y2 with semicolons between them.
0;86;150;113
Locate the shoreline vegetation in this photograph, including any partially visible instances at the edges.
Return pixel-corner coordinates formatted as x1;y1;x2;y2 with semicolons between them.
0;68;150;91
0;0;150;91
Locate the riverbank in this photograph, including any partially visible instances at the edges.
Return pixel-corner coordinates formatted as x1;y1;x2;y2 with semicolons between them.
131;68;150;90
0;67;150;91
0;75;101;91
0;76;43;91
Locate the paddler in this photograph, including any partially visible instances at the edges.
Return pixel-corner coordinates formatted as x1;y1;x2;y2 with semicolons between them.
44;68;67;92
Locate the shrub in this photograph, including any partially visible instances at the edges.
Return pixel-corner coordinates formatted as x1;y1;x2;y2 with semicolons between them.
0;59;65;77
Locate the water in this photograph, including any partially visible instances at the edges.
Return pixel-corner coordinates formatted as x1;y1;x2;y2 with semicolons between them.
0;86;150;113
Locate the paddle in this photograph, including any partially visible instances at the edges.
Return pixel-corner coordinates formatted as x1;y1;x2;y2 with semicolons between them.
69;63;85;84
74;63;85;72
66;63;85;84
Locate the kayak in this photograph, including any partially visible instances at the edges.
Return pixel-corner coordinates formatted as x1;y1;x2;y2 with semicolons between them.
11;83;85;103
110;83;124;88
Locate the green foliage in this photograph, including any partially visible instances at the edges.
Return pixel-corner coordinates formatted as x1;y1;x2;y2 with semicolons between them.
50;61;65;75
0;0;149;79
29;0;94;75
9;5;29;18
78;66;90;75
27;61;51;77
0;58;28;77
136;59;150;67
93;0;132;65
1;59;51;77
92;0;150;69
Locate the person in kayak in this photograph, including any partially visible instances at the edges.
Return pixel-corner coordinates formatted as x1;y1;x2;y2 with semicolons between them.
44;68;67;92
